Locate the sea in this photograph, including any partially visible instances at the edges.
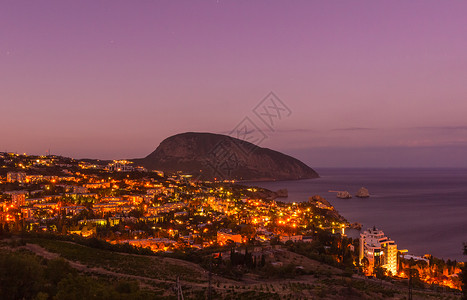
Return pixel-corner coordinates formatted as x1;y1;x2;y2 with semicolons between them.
246;168;467;262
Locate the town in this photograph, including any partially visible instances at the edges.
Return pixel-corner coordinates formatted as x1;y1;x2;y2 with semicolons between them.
0;152;347;249
0;152;463;293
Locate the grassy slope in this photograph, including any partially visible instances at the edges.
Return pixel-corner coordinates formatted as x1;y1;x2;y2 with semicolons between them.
24;237;205;283
8;237;462;300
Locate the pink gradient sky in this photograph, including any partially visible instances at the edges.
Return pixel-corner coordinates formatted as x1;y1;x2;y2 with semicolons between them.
1;1;467;167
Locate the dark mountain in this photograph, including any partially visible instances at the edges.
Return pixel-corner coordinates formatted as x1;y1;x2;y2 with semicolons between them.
134;132;319;181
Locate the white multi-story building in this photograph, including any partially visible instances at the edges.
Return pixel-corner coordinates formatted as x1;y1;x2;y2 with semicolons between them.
280;235;303;243
359;227;398;275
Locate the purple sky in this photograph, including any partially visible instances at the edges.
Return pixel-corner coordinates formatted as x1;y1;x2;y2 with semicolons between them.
1;1;467;167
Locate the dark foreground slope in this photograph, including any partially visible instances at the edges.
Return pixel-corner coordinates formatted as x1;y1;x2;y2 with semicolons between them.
134;132;319;181
2;236;460;300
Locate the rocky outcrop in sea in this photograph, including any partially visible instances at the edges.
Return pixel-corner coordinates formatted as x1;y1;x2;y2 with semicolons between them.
355;187;370;198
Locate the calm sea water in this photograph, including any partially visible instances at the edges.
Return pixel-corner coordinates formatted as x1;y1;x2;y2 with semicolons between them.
247;168;467;262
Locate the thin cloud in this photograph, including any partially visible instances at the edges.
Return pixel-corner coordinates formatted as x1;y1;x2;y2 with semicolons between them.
218;128;318;135
273;128;317;133
331;127;376;132
410;126;467;131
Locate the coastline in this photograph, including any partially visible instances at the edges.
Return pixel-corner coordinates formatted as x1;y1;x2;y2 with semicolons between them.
244;168;467;262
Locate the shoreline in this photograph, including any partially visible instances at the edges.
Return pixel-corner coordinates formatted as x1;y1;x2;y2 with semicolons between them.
242;170;467;262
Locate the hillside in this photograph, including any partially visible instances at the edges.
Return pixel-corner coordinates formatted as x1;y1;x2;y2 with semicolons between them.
1;236;461;299
134;132;319;181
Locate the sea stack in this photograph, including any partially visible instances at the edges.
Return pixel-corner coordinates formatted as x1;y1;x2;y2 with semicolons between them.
356;187;370;198
337;191;352;199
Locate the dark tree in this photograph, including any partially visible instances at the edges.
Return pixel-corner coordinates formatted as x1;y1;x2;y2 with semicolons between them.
375;266;386;280
261;254;266;267
0;252;44;299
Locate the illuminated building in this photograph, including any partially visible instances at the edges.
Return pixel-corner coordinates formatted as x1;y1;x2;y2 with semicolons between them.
279;235;303;243
7;172;26;183
359;227;398;275
21;207;36;219
61;205;86;216
217;229;242;244
148;202;187;214
78;219;107;226
5;191;28;207
33;202;59;210
107;160;134;172
12;193;26;207
73;186;89;193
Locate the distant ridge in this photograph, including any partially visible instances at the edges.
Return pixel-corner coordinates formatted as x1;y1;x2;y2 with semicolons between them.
133;132;319;181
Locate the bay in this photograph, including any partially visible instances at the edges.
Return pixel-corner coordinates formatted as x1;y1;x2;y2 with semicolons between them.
246;168;467;262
